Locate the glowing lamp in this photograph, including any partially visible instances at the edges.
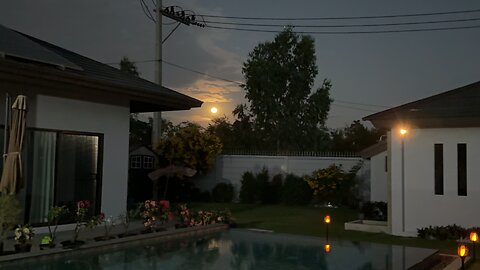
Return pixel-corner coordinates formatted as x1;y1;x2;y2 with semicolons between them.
400;129;407;136
458;244;468;258
324;215;331;224
324;243;331;253
471;232;478;242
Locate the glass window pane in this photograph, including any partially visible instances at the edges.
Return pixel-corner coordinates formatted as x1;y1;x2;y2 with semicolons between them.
56;134;99;215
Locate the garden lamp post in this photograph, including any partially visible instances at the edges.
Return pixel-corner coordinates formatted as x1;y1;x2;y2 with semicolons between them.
399;128;407;232
324;215;331;242
324;243;331;253
470;232;478;262
458;244;469;270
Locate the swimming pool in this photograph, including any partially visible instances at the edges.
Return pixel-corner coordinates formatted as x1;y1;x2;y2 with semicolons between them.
2;229;436;269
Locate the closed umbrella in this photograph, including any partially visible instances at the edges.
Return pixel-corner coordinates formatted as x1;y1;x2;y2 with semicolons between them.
0;95;27;194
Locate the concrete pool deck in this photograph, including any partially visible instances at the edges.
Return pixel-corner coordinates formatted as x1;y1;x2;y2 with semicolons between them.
0;222;228;266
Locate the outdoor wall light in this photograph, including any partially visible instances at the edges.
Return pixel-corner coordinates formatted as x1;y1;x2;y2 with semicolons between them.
399;128;408;136
458;244;469;270
324;243;331;253
470;232;478;262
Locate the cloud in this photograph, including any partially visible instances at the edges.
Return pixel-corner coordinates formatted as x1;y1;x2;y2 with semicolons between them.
181;78;242;103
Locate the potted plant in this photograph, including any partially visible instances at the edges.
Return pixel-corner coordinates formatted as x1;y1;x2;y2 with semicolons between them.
61;200;90;249
40;205;68;249
14;224;34;253
0;195;21;255
93;213;116;241
117;208;139;238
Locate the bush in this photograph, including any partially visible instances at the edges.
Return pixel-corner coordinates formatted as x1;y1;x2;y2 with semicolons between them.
268;174;283;204
212;182;234;203
417;224;478;240
281;174;313;205
239;171;257;203
304;164;359;207
361;201;387;221
256;168;270;204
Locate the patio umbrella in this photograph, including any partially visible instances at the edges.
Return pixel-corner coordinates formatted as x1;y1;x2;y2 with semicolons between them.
0;95;27;195
148;165;197;199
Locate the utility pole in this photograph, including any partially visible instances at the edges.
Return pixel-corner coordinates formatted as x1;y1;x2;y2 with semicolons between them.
150;2;205;149
151;0;163;150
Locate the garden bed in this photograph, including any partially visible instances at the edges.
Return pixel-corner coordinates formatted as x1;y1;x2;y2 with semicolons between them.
344;219;389;233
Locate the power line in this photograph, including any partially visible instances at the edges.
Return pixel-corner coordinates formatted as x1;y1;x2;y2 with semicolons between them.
198;8;480;21
205;24;480;34
139;0;155;22
203;17;480;28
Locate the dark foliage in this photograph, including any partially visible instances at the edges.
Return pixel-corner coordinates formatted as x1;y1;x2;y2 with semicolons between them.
281;174;313;205
212;182;235;203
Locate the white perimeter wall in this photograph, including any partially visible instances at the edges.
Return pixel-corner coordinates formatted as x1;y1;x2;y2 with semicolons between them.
196;155;364;198
370;151;388;202
389;127;480;236
31;94;130;218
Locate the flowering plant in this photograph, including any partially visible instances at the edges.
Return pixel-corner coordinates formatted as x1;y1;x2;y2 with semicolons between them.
99;213;115;238
14;224;34;244
73;200;90;242
178;204;231;227
47;205;68;245
142;200;173;230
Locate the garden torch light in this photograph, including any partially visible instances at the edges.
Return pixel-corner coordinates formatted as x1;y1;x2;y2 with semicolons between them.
470;231;478;262
458;244;469;270
324;243;331;253
324;215;331;242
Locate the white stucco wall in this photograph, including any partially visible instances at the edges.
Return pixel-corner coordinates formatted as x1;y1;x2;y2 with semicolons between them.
196;155;363;198
370;151;388;202
389;127;480;236
31;94;130;218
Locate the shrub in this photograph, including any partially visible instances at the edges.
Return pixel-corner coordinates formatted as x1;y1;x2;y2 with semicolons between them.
361;201;387;221
212;182;234;203
281;174;313;205
239;171;257;203
417;224;479;240
268;174;283;204
304;164;359;207
256;168;270;204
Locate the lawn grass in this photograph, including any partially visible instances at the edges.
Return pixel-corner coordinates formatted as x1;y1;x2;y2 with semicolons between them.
190;203;459;255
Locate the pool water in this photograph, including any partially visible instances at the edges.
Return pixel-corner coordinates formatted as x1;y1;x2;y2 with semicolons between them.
3;229;436;270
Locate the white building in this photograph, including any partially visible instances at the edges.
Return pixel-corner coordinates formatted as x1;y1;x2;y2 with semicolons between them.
364;81;480;236
0;25;202;224
361;140;387;203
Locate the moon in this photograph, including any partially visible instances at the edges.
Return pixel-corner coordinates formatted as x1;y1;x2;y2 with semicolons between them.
210;107;218;114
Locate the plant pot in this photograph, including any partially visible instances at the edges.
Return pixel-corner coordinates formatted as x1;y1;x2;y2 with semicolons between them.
39;243;56;250
61;240;85;249
14;243;32;253
117;232;137;238
93;236;116;242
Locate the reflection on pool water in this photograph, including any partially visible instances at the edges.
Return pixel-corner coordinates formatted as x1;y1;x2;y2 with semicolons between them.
4;229;436;270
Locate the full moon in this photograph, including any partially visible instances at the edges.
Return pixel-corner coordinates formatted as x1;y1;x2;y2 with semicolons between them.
210;107;218;114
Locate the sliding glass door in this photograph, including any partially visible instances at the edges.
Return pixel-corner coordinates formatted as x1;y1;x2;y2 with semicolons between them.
26;130;102;224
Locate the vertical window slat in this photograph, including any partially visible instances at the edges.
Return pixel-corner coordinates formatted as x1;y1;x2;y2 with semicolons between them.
434;144;443;195
458;143;467;196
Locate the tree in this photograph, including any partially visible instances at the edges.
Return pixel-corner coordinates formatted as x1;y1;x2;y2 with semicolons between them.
156;122;222;174
241;27;332;151
120;56;139;76
329;120;384;152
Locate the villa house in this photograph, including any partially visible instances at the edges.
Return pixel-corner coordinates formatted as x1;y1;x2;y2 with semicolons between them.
0;25;202;225
363;80;480;236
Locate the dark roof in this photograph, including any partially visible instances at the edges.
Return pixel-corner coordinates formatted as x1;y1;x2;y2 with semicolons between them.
363;81;480;129
0;25;202;112
360;140;387;159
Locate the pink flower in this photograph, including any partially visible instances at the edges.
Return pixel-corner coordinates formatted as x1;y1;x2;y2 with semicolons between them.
159;200;170;210
168;212;173;220
99;212;105;221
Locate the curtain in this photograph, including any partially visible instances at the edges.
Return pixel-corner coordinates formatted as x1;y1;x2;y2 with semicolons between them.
29;131;56;223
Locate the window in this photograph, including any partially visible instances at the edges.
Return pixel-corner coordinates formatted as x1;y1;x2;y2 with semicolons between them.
458;143;467;196
130;155;142;169
434;144;443;195
25;130;102;224
143;156;154;169
384;156;388;172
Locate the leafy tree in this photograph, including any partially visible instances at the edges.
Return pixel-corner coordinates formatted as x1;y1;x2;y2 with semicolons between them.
240;27;332;151
120;56;139;76
329;120;384;152
156;122;222;174
207;116;235;150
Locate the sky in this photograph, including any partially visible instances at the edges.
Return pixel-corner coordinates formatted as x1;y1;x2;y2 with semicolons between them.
1;0;480;129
